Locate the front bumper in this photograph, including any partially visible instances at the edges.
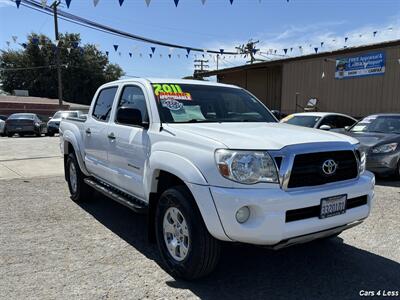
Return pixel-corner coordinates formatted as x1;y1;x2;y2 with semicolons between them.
366;152;399;175
207;171;375;245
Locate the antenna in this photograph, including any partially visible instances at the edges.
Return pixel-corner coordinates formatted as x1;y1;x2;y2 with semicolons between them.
235;40;265;64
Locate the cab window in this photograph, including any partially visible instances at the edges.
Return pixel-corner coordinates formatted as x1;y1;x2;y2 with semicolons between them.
116;85;149;125
92;87;118;122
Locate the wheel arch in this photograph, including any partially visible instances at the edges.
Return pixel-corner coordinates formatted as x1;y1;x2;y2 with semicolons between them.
62;132;90;177
146;153;228;243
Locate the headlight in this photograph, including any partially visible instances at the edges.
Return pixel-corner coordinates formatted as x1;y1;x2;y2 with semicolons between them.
215;149;279;184
372;143;398;154
35;122;40;127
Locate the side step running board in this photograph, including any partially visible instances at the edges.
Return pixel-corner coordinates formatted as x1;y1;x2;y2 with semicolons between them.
84;178;148;214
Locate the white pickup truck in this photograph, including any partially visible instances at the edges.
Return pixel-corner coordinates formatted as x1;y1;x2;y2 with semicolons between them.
60;78;375;279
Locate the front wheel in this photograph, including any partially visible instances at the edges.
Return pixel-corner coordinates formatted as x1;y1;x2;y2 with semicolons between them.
155;186;220;280
65;152;92;202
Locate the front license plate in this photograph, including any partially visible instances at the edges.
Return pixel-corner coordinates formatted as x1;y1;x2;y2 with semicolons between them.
320;194;347;219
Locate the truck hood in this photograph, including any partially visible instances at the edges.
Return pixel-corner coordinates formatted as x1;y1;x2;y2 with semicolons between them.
166;122;357;150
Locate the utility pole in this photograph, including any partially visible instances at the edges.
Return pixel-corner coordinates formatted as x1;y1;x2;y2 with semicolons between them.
194;59;209;72
51;1;63;106
194;59;209;79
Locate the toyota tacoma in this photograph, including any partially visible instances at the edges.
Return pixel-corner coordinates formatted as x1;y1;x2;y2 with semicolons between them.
59;78;375;279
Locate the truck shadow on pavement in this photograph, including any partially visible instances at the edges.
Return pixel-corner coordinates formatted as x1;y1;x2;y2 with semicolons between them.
77;194;400;300
375;178;400;188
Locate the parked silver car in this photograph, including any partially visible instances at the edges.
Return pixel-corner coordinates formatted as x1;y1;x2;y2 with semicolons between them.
281;112;357;131
344;114;400;177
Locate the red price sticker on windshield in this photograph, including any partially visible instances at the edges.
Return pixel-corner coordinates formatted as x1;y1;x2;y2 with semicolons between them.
159;92;192;101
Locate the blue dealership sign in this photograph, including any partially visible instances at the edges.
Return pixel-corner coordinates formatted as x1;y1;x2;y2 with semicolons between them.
335;51;385;79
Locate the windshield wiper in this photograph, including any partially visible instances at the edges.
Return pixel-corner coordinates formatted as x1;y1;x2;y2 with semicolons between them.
175;119;213;123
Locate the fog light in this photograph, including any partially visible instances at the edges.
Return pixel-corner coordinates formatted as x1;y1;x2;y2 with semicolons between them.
235;206;250;224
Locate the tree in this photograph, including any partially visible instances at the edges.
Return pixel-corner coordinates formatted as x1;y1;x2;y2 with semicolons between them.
0;33;124;104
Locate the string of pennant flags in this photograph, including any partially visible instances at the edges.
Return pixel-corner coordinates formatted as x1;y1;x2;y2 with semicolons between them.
5;25;397;64
5;35;237;61
15;0;291;9
9;0;399;64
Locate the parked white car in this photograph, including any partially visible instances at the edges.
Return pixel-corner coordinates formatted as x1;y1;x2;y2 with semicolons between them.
59;78;374;279
47;111;82;136
0;115;7;136
281;112;357;131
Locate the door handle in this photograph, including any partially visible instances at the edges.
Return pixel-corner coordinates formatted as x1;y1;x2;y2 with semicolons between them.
107;132;116;140
85;128;91;134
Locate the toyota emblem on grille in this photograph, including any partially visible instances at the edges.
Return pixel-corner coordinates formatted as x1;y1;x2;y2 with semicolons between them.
322;159;337;175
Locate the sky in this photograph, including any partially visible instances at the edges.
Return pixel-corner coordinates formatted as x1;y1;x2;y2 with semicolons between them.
0;0;399;79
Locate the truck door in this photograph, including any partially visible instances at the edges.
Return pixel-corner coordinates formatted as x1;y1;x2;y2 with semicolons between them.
84;86;118;180
106;84;150;199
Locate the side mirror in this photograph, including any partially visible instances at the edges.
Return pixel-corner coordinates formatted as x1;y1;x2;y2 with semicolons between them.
344;126;350;131
116;107;148;128
48;117;52;120
319;124;332;131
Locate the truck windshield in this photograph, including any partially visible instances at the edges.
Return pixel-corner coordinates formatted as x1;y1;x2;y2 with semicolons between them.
152;83;276;123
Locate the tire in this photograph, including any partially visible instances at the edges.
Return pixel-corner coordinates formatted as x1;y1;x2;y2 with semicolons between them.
65;152;92;202
47;132;55;137
19;133;24;137
155;185;220;280
6;131;13;137
396;161;400;179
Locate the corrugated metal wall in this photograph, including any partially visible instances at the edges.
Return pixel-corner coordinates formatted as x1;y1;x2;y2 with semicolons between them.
217;66;282;110
214;43;399;118
281;44;400;117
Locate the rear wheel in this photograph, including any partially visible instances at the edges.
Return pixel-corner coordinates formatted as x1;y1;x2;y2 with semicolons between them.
396;161;400;179
6;130;13;137
155;185;220;280
66;152;92;202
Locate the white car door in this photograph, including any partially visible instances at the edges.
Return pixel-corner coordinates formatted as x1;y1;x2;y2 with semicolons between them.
106;84;151;199
84;86;119;180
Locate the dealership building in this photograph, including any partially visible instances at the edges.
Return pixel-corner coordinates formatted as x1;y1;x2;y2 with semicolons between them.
201;40;400;118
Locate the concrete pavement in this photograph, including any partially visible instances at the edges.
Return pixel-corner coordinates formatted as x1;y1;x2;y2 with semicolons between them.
0;136;63;179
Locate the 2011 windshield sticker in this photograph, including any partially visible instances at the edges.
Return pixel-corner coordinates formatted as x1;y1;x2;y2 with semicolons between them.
161;99;183;111
153;84;192;101
153;84;182;95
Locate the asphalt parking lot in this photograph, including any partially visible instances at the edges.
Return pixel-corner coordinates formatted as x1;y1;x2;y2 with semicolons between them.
0;136;399;299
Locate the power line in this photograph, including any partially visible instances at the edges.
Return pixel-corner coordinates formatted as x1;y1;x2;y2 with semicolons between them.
0;64;62;71
19;0;238;55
